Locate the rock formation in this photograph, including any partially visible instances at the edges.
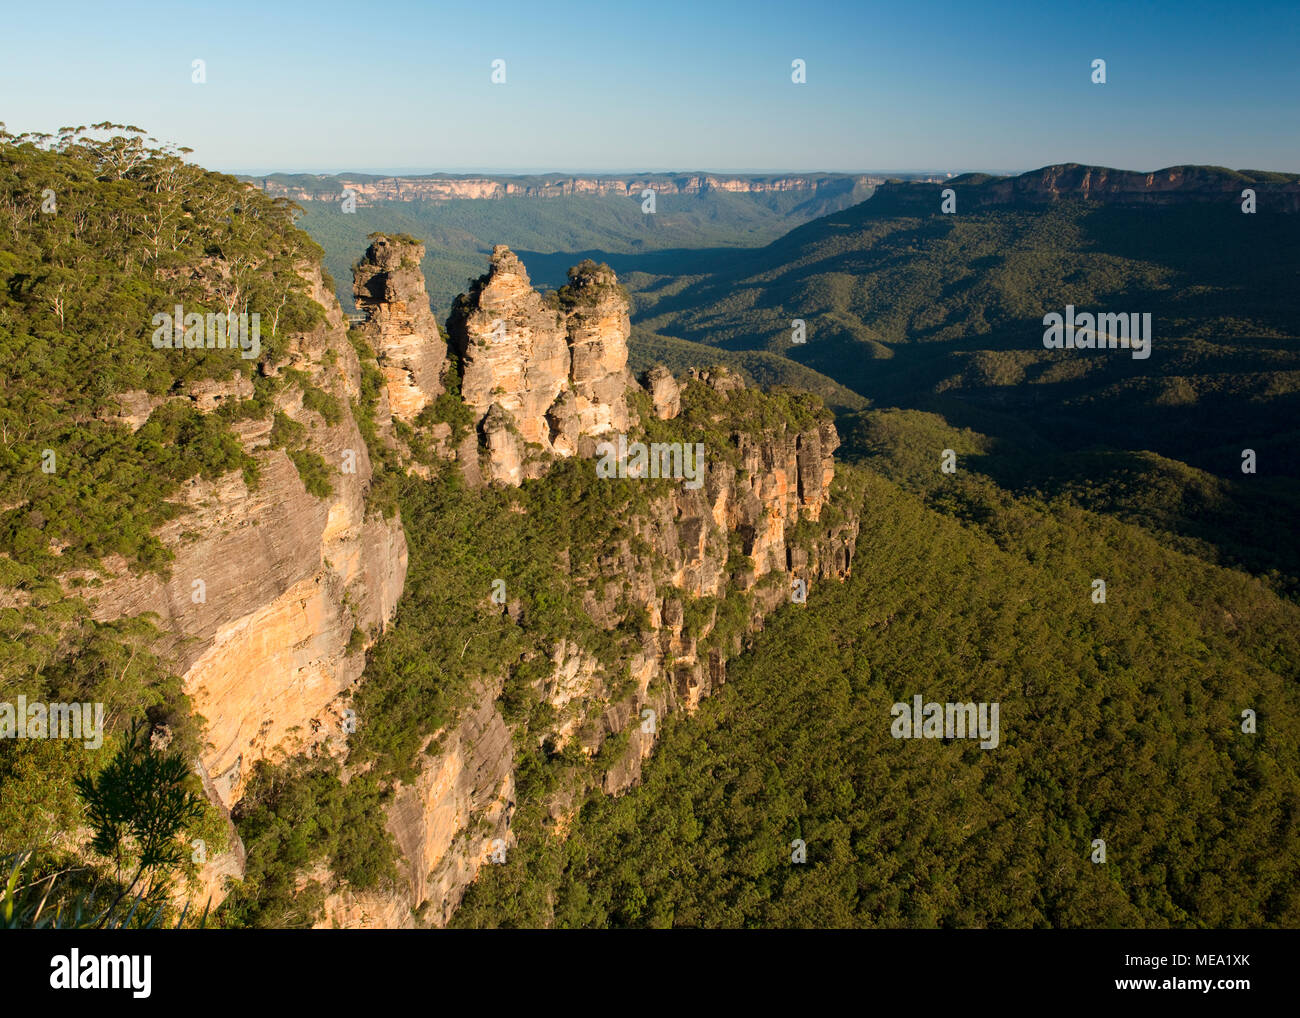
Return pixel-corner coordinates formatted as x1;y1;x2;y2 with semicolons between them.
561;260;633;441
317;676;515;929
450;245;571;458
337;253;856;925
448;247;633;483
557;368;855;736
69;239;858;928
643;365;681;420
352;235;447;422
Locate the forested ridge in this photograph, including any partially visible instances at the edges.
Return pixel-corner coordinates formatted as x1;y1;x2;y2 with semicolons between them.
454;415;1300;927
632;176;1300;599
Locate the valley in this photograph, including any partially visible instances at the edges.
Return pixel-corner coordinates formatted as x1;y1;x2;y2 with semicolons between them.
2;129;1297;932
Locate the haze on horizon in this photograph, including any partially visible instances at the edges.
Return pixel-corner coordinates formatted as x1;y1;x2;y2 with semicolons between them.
235;166;973;178
4;0;1297;175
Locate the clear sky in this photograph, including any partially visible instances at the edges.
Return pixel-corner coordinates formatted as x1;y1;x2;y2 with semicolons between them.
3;0;1297;175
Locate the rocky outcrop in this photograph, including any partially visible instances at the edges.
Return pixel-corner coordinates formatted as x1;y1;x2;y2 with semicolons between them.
561;261;633;441
450;246;571;455
353;235;448;422
480;403;524;486
448;248;634;482
391;676;515;927
258;165;1300;214
643;365;681;420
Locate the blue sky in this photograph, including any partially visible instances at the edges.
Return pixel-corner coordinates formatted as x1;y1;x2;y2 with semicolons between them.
3;0;1296;174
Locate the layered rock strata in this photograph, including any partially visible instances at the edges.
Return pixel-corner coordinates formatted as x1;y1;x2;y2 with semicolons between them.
352;236;447;422
448;247;632;484
74;264;408;902
254;173;877;205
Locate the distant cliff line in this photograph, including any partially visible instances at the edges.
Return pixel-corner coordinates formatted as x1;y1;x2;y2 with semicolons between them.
879;163;1300;212
245;172;891;204
246;163;1300;211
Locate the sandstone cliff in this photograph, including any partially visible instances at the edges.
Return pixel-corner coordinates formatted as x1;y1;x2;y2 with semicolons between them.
316;676;515;929
447;246;632;484
71;263;409;904
352;235;448;422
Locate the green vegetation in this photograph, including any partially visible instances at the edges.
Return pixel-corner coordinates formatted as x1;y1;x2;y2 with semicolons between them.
287;180;874;315
6;138;1298;931
284;367;344;425
286;449;333;498
553;259;629;310
218;455;654;924
72;721;205;918
218;758;395;928
453;416;1300;927
636;181;1300;597
0;124;340;921
420;357;476;448
2;720;223;928
345;326;401;518
0;123;336;575
628;327;867;415
2;850;209;929
347;455;656;784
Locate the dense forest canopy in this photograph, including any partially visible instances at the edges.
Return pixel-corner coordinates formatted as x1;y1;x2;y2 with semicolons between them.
455;420;1300;928
630;184;1300;597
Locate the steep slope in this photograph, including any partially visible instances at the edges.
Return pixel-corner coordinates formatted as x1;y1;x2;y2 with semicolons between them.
0;127;412;910
453;410;1300;929
352;234;448;422
82;264;409;817
296;373;861;927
